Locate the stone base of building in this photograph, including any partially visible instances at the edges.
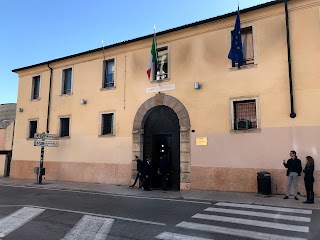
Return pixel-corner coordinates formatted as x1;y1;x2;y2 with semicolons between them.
9;161;318;197
191;166;319;197
9;160;131;185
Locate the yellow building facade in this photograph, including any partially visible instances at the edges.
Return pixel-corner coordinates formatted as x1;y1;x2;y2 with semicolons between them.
11;0;320;195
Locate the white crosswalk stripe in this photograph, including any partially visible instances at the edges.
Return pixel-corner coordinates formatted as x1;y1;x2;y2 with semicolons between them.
0;207;45;238
156;202;312;240
156;232;213;240
204;207;311;222
215;202;312;214
176;221;307;240
61;215;114;240
192;213;309;232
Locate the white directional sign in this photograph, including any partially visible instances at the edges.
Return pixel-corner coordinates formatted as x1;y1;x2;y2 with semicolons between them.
34;133;45;139
34;140;45;146
34;133;59;140
44;134;59;140
34;140;59;147
44;140;59;147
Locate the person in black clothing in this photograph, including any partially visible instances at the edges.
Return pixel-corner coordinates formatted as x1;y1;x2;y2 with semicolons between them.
131;156;143;188
143;157;152;191
283;150;302;200
303;156;315;204
159;154;169;190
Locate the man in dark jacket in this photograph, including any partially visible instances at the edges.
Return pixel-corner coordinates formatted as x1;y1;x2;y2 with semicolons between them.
283;150;302;200
131;156;143;188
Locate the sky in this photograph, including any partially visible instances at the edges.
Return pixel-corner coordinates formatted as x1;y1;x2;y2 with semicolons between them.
0;0;271;104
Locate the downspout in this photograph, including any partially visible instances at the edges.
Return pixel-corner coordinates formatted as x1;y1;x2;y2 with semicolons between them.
285;0;296;118
46;64;53;133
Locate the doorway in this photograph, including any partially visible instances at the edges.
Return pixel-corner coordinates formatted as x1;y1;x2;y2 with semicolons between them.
143;106;180;190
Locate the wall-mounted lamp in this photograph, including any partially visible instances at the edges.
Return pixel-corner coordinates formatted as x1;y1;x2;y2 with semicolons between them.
80;99;87;105
17;107;23;112
194;82;201;90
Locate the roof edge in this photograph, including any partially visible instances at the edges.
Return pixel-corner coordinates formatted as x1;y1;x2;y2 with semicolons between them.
12;0;285;73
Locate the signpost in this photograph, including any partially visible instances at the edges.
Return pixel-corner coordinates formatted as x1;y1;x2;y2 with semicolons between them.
34;132;59;184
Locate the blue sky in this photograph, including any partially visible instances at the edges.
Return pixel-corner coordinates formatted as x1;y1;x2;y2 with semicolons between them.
0;0;271;104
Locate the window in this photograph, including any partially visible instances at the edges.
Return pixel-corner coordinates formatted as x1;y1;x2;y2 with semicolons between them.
31;76;40;99
101;113;114;135
29;120;37;138
151;46;169;81
59;117;70;137
231;97;258;131
231;26;254;67
62;68;72;94
103;59;115;88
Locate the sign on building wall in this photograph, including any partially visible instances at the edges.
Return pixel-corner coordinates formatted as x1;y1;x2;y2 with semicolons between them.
146;84;176;93
196;137;208;146
34;133;59;147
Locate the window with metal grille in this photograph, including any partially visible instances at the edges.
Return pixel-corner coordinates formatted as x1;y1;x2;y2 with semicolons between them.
62;68;72;94
103;59;115;88
29;120;37;138
233;99;257;130
101;113;114;135
32;76;40;99
60;118;70;137
231;26;254;67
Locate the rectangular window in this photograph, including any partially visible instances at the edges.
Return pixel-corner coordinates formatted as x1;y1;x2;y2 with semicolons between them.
152;46;168;81
103;59;115;88
101;113;114;135
62;68;72;94
231;26;254;67
59;117;70;137
29;120;37;138
32;76;40;99
231;98;258;130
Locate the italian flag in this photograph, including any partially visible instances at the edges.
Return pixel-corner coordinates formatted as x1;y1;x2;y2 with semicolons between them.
147;34;157;80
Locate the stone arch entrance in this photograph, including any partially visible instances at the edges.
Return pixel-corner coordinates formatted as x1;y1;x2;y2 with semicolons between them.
132;93;191;190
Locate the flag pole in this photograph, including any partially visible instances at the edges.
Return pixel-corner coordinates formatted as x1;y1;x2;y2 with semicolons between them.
153;25;158;80
102;39;106;61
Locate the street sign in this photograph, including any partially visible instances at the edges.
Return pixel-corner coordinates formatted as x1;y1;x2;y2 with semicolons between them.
34;140;59;147
44;134;59;140
44;140;59;147
34;140;45;146
34;133;59;140
34;133;45;139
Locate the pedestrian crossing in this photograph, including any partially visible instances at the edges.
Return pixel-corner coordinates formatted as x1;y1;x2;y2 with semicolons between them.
0;207;114;240
0;203;314;240
0;207;45;238
155;201;313;240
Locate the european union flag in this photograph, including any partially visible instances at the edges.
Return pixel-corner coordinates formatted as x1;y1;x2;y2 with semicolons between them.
228;8;244;68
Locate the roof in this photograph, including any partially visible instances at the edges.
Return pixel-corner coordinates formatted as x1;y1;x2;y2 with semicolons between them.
12;0;285;73
0;103;16;129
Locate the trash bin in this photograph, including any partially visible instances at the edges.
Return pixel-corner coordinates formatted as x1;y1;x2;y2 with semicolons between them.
257;171;271;195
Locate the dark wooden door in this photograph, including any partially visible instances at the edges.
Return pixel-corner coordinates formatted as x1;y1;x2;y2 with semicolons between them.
143;106;180;190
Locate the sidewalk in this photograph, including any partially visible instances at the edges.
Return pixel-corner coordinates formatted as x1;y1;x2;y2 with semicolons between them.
0;177;318;210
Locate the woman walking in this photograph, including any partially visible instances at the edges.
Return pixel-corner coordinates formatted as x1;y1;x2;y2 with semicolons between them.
303;156;315;204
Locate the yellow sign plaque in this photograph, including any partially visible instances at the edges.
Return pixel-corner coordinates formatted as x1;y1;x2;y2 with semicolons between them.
196;137;208;146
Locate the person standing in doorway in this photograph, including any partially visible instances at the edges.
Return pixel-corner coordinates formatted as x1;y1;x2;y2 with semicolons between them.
283;150;302;200
131;156;143;188
160;154;169;190
303;156;315;204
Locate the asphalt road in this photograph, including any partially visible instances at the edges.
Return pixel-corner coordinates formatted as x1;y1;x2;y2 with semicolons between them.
0;185;319;240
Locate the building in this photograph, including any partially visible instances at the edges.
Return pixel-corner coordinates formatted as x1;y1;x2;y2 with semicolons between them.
0;103;16;177
11;0;320;195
